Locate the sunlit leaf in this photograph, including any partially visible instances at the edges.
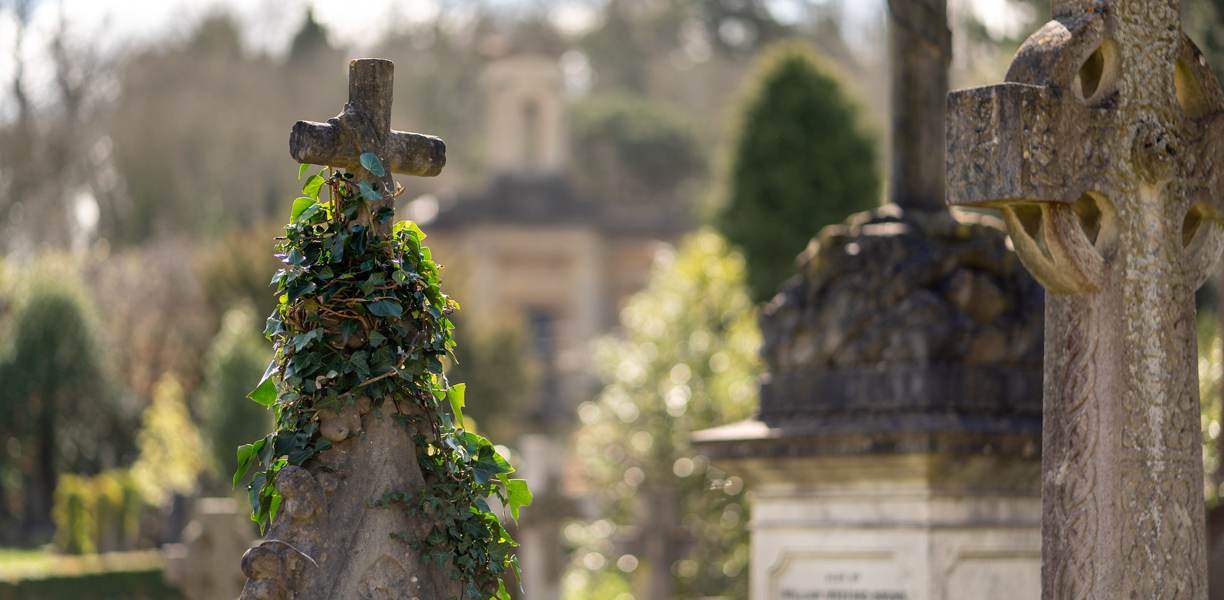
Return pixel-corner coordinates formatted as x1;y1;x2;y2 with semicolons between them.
302;174;325;199
290;197;315;222
360;152;386;177
449;383;466;430
247;360;278;406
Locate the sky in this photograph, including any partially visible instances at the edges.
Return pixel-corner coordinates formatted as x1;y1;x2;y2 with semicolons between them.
0;0;1034;116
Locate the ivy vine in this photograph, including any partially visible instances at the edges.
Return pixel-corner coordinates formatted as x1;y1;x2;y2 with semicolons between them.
235;155;531;600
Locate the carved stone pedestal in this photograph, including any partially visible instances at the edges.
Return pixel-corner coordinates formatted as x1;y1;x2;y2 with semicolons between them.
694;204;1045;600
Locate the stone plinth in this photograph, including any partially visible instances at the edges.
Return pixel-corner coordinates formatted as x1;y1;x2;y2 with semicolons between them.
692;436;1041;600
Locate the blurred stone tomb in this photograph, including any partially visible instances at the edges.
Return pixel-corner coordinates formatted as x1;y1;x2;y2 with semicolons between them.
946;0;1224;596
236;58;459;600
695;1;1046;598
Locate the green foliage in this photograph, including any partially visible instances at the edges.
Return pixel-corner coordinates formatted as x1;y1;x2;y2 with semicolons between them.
52;475;95;555
0;275;135;539
238;166;530;599
51;471;147;555
717;42;880;302
567;230;760;600
570;95;705;200
196;307;274;489
0;568;183;600
130;375;207;505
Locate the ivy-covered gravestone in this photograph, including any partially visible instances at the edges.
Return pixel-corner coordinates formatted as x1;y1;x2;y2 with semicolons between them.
235;59;531;600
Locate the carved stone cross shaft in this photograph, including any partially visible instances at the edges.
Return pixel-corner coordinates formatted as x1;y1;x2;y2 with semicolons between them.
290;58;445;236
947;1;1224;597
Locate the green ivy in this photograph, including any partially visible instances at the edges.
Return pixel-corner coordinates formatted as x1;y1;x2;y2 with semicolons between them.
236;155;531;600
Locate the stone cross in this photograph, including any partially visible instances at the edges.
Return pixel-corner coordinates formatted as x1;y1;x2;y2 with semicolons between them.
237;59;460;600
289;58;445;236
946;1;1224;597
887;0;951;211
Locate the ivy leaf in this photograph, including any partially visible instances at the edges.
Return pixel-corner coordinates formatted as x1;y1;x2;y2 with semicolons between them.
341;320;360;345
368;330;387;347
367;299;403;318
360;152;386;177
234;443;258;489
296;202;321;224
247;360;279;406
291;328;324;352
498;475;533;521
247;472;266;518
394;219;427;241
298;163;309;179
263;317;285;339
303;174;325;199
448;383;466;430
290;197;315;222
286;280;316;304
358;180;382;201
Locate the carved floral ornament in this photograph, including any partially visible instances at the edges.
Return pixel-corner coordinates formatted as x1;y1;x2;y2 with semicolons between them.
946;1;1224;295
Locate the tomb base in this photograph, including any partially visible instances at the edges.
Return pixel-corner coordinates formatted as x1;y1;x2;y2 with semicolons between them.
695;428;1040;600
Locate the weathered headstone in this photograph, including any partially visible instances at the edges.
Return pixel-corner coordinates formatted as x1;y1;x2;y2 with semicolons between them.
236;59;454;600
946;1;1224;596
163;498;255;600
693;1;1047;599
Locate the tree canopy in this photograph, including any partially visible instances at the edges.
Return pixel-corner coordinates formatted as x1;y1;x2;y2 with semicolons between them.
567;230;760;600
718;42;880;302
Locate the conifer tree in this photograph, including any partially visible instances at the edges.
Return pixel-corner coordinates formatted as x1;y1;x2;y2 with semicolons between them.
0;282;131;539
718;42;880;302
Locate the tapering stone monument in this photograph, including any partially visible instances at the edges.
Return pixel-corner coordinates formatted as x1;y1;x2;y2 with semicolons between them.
694;1;1047;598
235;59;457;600
946;0;1224;596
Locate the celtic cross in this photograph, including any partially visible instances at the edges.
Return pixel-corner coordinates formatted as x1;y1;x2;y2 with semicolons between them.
946;0;1224;597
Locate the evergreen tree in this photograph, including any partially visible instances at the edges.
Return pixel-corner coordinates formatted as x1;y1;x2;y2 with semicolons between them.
0;282;132;541
718;42;879;302
570;94;705;202
195;306;273;489
567;231;760;600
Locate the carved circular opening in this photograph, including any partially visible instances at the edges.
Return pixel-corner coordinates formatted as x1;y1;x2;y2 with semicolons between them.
1075;40;1119;106
1183;202;1211;248
1073;194;1101;246
1175;58;1213;119
1079;49;1104;98
1011;204;1043;241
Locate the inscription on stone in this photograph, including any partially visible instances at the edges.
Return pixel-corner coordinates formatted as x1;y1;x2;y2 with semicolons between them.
771;554;909;600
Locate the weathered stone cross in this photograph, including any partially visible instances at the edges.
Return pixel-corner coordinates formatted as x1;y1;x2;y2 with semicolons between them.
947;1;1224;597
290;58;445;236
237;59;460;600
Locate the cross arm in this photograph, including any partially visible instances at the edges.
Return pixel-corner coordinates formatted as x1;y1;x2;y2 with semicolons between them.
290;120;446;177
